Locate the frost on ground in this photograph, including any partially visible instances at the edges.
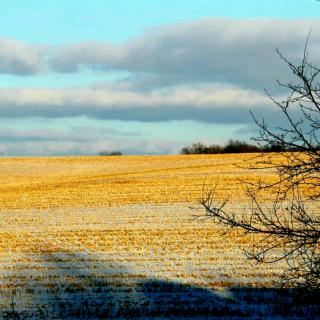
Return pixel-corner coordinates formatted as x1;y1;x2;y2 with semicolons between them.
0;204;318;319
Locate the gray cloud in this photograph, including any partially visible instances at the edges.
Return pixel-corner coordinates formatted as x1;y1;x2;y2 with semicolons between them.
0;18;316;155
0;18;319;84
0;18;314;125
50;42;120;73
0;38;43;75
0;126;141;143
0;126;182;156
0;85;275;123
50;18;320;90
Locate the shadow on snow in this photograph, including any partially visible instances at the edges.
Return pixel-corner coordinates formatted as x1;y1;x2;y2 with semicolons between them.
1;251;319;319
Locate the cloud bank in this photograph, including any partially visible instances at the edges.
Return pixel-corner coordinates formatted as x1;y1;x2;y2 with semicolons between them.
0;18;319;155
49;18;320;90
0;85;272;122
0;18;317;124
0;126;183;156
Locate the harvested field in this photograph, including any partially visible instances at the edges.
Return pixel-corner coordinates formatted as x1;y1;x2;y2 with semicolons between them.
0;154;277;210
0;154;318;318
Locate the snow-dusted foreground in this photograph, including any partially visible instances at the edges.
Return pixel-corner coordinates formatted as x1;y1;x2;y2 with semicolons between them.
0;204;318;319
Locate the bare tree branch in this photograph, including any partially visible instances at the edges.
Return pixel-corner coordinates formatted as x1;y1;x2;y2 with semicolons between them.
201;39;320;289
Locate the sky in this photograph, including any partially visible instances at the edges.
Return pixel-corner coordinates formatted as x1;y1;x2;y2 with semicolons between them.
0;0;319;156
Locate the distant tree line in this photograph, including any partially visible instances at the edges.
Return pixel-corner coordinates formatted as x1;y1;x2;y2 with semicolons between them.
99;151;122;156
181;140;286;154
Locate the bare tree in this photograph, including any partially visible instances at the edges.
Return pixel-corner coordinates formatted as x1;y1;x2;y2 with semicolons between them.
201;38;320;289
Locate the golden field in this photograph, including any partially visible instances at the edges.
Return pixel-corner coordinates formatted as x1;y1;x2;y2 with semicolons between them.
0;153;277;210
0;154;315;318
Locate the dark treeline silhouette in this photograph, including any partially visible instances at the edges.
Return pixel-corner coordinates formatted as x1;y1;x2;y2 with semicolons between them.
99;150;122;156
181;140;285;155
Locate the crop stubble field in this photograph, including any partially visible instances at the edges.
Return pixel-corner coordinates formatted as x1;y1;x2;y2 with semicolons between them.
0;154;317;318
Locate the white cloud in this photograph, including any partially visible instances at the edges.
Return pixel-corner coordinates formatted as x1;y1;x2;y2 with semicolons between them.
0;84;272;122
0;38;43;75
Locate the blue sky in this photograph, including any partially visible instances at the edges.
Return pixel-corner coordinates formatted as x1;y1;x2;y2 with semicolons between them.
0;1;318;45
0;0;318;155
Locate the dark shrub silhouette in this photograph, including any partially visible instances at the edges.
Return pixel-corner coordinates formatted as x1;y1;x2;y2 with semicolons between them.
221;140;260;154
99;151;122;156
181;140;262;154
